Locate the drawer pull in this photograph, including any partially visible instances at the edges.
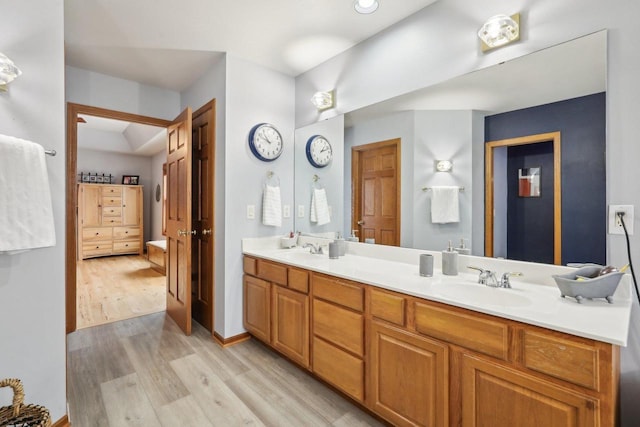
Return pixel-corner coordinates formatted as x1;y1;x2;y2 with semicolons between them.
95;246;99;249
95;232;99;235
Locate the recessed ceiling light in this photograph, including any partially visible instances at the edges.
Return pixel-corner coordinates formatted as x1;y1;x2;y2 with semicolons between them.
354;0;379;14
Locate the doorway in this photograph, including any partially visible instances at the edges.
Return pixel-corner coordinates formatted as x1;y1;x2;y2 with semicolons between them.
485;131;561;264
351;138;401;246
66;102;216;336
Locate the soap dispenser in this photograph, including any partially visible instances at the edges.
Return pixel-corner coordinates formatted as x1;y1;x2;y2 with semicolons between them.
442;240;459;276
455;238;471;255
334;232;346;256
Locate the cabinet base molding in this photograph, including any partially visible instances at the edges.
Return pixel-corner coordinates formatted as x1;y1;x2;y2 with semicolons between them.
213;331;251;347
52;414;70;427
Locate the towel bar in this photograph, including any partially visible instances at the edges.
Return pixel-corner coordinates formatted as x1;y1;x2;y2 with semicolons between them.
422;186;464;192
45;149;56;156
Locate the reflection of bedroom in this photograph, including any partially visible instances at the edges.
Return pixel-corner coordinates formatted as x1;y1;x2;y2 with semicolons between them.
76;114;167;328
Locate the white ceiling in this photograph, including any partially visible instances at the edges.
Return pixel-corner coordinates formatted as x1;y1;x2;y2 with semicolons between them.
64;0;439;90
78;115;166;156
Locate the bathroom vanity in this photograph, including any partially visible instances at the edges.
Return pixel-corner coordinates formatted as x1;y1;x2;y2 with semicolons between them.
242;238;631;427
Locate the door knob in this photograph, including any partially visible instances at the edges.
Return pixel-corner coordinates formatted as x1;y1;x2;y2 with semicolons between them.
202;229;212;236
357;220;365;225
178;229;196;237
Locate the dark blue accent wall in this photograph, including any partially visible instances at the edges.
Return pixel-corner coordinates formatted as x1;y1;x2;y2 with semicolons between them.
485;92;606;265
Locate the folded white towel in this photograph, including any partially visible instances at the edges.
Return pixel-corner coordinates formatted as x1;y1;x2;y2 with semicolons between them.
430;186;460;224
310;188;331;226
262;184;282;227
0;134;56;253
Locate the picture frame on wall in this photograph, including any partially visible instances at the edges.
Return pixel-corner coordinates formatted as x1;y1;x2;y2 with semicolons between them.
122;175;139;185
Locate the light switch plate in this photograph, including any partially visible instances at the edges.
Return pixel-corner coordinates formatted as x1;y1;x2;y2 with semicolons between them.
298;205;305;218
608;205;634;235
283;205;291;218
247;204;255;220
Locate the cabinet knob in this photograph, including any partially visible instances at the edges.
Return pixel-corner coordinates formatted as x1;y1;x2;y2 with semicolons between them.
95;246;99;249
95;232;99;236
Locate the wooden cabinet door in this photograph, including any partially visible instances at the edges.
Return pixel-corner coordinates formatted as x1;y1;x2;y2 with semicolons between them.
369;321;448;427
272;285;309;368
461;354;598;427
243;275;271;343
79;184;102;227
122;186;141;226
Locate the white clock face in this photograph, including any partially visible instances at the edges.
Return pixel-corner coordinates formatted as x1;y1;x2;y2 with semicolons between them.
251;124;283;161
308;136;332;168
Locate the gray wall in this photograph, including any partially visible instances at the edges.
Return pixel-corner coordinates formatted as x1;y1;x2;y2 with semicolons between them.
150;151;166;241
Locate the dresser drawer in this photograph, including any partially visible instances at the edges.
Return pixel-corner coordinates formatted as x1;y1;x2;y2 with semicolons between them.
113;226;140;240
371;288;406;326
83;242;112;257
102;186;122;196
82;227;113;241
313;337;364;402
102;216;122;225
113;240;140;253
256;259;287;286
523;329;599;390
313;298;364;356
102;206;122;217
415;301;510;360
313;274;364;312
102;196;122;207
287;267;309;294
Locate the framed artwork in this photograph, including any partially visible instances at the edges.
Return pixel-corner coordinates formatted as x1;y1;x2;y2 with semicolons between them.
518;167;540;197
122;175;140;185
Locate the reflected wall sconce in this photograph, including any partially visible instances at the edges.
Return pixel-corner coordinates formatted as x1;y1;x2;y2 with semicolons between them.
311;90;335;111
354;0;379;14
0;52;22;92
435;160;453;172
478;13;520;52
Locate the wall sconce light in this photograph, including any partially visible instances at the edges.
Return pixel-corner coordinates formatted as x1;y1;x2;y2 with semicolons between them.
0;52;22;92
311;90;335;111
478;13;520;52
354;0;379;14
435;160;453;172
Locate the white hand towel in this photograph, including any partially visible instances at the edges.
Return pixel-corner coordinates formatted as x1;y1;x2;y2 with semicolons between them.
262;184;282;227
430;186;460;224
0;134;56;253
310;188;331;226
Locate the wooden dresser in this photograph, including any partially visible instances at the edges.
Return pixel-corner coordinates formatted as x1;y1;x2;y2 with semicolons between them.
77;183;143;260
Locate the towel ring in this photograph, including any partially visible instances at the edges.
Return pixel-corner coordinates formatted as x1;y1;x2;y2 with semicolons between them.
312;174;324;189
264;170;280;187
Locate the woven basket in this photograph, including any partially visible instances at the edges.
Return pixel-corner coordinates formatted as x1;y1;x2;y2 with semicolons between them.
0;379;51;427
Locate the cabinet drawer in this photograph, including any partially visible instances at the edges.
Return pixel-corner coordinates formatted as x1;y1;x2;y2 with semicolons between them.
113;226;140;240
313;274;363;312
82;227;113;241
102;206;122;217
313;337;364;402
102;216;122;225
313;298;364;356
371;288;406;326
102;196;122;207
523;329;599;390
256;259;287;286
243;256;257;276
415;301;509;360
288;267;309;294
102;186;122;196
83;242;112;256
113;240;140;253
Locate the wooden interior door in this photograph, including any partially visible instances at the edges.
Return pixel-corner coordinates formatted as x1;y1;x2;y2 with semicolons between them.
166;107;193;335
352;139;401;246
191;100;215;333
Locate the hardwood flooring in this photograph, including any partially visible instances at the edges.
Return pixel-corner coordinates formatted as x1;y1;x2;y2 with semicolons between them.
76;255;166;329
67;313;385;427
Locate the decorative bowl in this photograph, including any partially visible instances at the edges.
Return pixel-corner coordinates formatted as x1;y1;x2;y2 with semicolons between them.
552;266;624;304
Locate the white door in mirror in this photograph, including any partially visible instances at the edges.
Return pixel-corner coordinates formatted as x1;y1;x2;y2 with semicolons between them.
306;135;333;168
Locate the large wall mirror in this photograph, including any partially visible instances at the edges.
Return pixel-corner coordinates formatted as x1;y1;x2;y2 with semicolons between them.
294;31;606;265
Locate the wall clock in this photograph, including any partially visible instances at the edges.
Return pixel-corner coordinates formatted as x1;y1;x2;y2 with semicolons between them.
306;135;333;168
248;123;283;162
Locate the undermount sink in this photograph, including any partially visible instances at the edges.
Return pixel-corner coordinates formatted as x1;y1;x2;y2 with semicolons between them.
274;248;326;262
433;282;532;308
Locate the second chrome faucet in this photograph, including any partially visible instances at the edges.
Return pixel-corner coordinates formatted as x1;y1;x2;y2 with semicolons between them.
468;266;522;288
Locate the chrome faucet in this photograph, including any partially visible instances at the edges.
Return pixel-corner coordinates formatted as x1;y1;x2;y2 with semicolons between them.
303;243;324;254
468;267;522;288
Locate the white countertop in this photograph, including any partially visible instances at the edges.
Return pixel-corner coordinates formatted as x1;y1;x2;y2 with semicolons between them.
242;237;633;346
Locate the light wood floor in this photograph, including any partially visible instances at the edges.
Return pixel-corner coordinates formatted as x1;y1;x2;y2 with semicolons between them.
67;313;385;427
76;255;166;329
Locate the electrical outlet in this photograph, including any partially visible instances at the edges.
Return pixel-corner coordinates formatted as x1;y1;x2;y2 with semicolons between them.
608;205;634;235
283;205;291;218
298;205;305;218
247;204;255;220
